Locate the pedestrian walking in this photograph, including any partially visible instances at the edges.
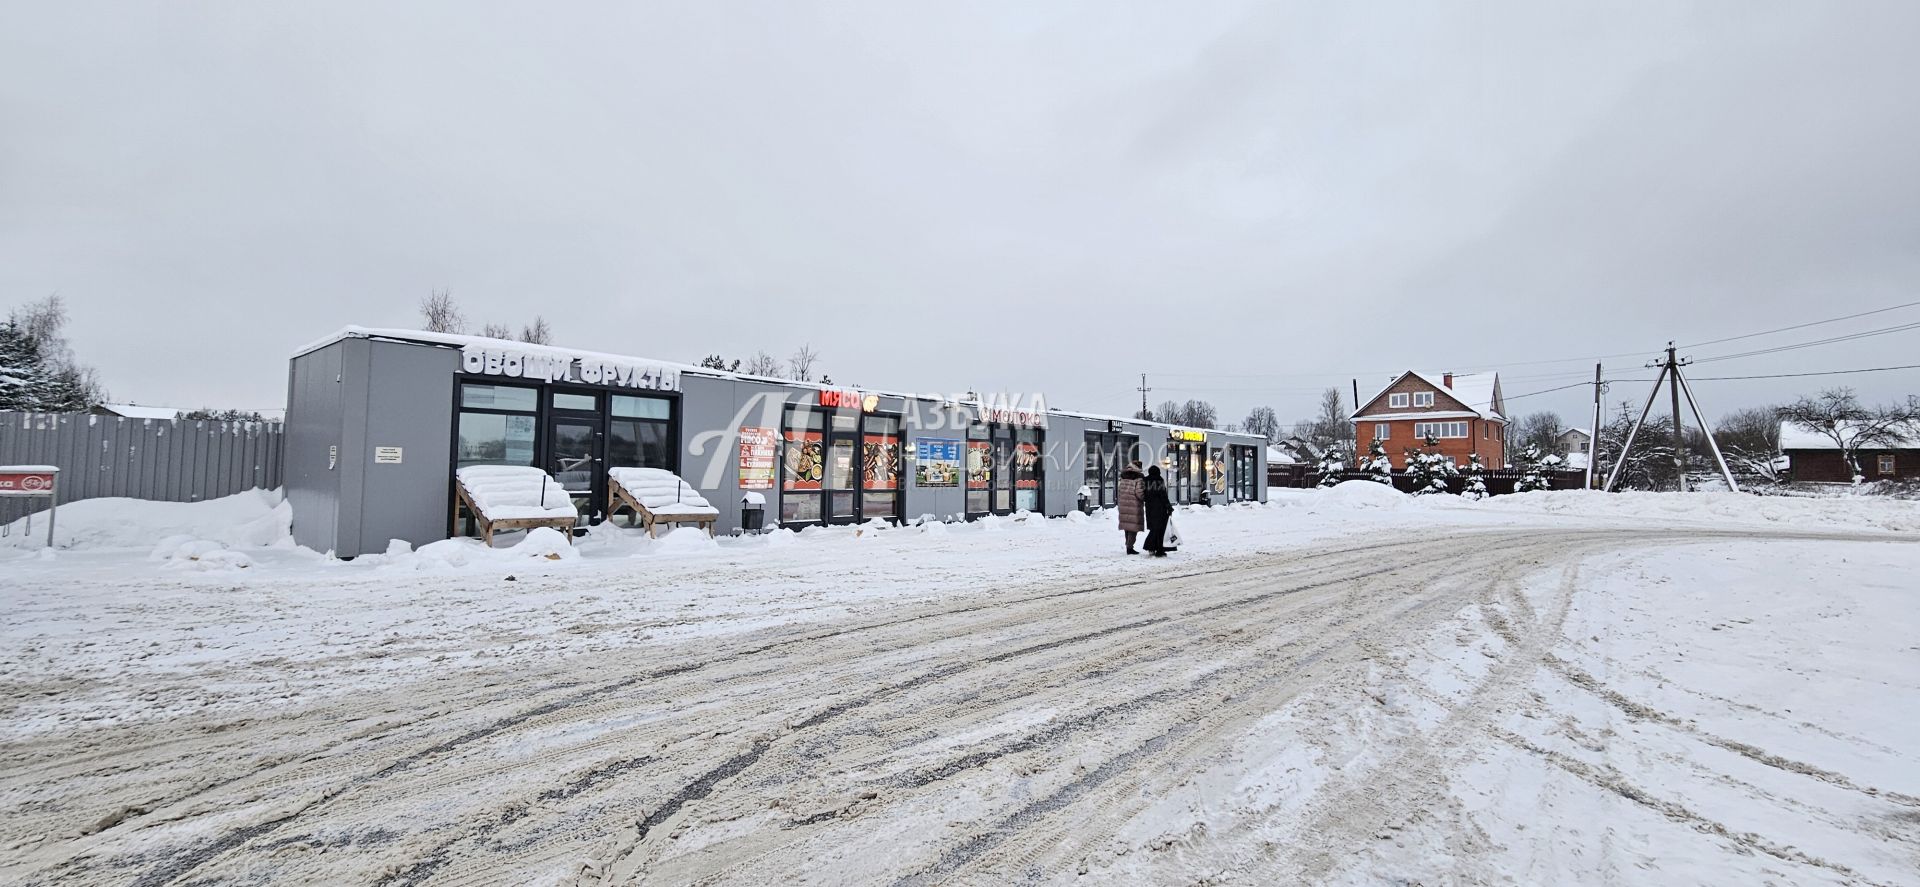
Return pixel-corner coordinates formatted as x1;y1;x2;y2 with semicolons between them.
1116;460;1145;554
1142;464;1173;557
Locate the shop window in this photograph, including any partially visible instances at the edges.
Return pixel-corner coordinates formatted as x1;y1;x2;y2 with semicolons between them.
461;383;537;412
966;424;991;515
1014;428;1043;512
612;395;671;420
1208;447;1226;496
782;409;825;524
456;413;536;468
552;392;598;412
862;416;902;521
457;383;537;469
1879;455;1897;475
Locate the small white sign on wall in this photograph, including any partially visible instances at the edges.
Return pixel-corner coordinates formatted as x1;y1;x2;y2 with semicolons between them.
374;446;404;464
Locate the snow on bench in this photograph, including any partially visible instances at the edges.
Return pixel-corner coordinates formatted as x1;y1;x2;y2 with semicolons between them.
607;467;719;537
453;465;579;546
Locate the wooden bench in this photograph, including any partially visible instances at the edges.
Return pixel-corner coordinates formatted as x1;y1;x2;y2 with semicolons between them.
453;466;580;546
607;467;719;538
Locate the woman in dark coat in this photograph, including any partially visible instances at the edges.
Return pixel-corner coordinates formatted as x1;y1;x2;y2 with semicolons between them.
1116;461;1145;554
1141;465;1173;557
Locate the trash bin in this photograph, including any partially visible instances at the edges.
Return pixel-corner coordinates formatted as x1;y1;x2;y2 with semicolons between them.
1077;484;1094;514
740;491;766;532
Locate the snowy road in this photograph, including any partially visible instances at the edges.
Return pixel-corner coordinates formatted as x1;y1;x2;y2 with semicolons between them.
6;520;1915;885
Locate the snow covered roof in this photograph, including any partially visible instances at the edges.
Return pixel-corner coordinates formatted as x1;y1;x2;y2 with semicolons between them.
1351;371;1505;422
1266;445;1295;465
296;327;1263;441
1778;420;1920;451
95;403;183;420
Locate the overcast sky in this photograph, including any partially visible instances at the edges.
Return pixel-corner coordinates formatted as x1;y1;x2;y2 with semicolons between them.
4;1;1917;427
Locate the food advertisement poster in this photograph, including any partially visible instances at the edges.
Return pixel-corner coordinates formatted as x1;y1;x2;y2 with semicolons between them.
737;427;778;490
966;441;992;489
1014;442;1041;489
1209;449;1227;493
783;430;824;491
862;434;900;490
914;438;961;487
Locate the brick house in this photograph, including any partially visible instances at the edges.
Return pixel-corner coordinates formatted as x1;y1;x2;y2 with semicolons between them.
1350;371;1507;471
1779;420;1920;483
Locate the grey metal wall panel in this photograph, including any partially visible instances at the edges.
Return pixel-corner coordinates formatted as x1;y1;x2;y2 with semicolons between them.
351;340;459;556
285;341;346;554
0;411;285;527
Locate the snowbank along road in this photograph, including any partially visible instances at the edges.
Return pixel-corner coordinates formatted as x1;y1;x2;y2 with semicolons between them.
3;525;1916;885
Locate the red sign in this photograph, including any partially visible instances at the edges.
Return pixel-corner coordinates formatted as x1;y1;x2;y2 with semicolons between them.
818;389;864;410
0;472;56;494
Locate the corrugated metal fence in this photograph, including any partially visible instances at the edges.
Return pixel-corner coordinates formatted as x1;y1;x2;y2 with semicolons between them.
0;412;284;524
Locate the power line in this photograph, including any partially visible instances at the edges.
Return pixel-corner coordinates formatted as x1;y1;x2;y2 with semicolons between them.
1680;298;1920;349
1688;363;1920;382
1692;320;1920;364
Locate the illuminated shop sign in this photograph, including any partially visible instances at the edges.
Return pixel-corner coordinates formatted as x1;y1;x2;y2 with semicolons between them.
818;389;879;411
460;345;678;391
1169;428;1207;442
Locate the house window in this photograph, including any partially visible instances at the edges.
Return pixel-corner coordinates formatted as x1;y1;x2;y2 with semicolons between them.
1414;421;1469;439
1375;423;1390;441
1389;393;1409;408
1879;455;1897;475
1413;391;1435;407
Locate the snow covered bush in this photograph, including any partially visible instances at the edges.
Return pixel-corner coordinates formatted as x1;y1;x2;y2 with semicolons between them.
1463;453;1489;500
1515;444;1558;492
1316;447;1346;488
1365;439;1394;484
1405;438;1458;495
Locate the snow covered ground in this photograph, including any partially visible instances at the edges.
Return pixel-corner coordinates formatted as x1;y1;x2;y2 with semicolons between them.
2;486;1916;884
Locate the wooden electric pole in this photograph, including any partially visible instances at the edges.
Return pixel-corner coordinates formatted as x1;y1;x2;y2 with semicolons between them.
1587;362;1603;490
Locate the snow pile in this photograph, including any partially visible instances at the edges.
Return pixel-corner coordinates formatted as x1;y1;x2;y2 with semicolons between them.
608;467;717;517
454;466;577;520
1481;490;1920;531
1315;479;1408;509
1;488;290;551
149;535;256;571
646;524;720;556
359;528;579;571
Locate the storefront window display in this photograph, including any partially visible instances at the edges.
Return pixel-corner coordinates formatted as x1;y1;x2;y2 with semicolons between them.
1231;445;1258;501
1208;447;1227;497
862;415;903;522
782;403;901;526
781;408;826;524
966;424;992;516
456;384;537;469
1081;431;1138;508
1014;428;1043;512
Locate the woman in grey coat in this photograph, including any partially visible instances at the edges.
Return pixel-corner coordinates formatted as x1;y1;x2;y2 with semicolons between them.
1116;461;1146;554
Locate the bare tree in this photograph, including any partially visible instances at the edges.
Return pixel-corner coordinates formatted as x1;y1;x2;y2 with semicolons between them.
743;351;782;378
1715;406;1785;482
1778;388;1920;483
419;289;466;334
518;316;552;345
1155;400;1182;424
788;344;820;382
1180;399;1218;429
480;323;513;339
1242;406;1280;441
1516;411;1567;456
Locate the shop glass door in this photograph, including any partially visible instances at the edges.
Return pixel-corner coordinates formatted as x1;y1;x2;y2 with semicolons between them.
991;429;1015;514
861;415;902;522
823;410;859;523
547;412;602;522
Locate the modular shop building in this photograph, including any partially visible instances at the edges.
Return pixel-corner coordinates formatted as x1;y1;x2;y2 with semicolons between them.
286;328;1268;557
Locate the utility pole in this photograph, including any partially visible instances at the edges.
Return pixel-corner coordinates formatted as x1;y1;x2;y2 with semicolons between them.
1603;344;1739;493
1587;362;1603;490
1137;374;1152;420
1667;343;1686;491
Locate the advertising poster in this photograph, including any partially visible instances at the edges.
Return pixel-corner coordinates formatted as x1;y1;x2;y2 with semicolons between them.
914;438;961;487
737;427;778;490
966;441;992;489
1209;448;1228;494
1014;442;1041;489
783;430;824;491
862;434;900;490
